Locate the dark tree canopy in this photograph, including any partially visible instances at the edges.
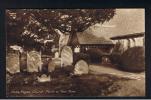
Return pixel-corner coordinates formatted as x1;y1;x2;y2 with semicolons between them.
6;9;116;51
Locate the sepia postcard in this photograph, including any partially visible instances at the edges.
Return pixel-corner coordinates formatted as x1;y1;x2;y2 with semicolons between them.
6;9;145;97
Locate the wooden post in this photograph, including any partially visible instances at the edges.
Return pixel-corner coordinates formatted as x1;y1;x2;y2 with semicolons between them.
132;38;136;47
127;39;130;49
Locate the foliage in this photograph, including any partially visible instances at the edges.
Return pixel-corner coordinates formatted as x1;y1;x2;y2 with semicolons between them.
86;48;104;56
6;9;115;50
112;41;124;54
120;46;145;72
73;53;90;64
109;52;122;66
86;48;104;63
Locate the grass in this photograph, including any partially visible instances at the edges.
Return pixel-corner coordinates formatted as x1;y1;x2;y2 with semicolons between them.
7;71;131;97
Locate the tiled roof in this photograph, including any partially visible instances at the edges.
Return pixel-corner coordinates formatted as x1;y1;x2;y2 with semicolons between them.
76;32;113;45
110;32;144;40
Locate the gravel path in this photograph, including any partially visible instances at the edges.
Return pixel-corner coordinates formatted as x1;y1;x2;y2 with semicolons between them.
89;64;145;96
89;64;145;80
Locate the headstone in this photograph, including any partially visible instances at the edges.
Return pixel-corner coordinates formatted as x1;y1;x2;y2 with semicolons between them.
20;52;27;72
61;46;73;67
48;60;56;72
52;58;61;68
27;51;42;72
74;60;89;75
6;52;20;74
41;58;49;73
74;47;80;53
37;74;51;82
55;52;59;58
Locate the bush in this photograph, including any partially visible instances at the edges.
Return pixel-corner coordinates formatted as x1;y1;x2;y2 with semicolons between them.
86;48;104;63
109;52;122;66
120;46;145;72
50;65;75;78
86;48;104;56
73;53;90;65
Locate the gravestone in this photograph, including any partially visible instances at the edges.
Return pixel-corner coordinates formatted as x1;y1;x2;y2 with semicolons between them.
37;74;52;82
48;60;56;72
55;52;59;58
20;52;27;72
27;51;42;72
6;52;20;74
61;46;73;67
74;60;89;75
52;58;61;68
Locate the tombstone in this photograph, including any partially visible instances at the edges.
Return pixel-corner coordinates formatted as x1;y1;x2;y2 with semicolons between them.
6;52;20;74
55;52;59;58
37;74;52;82
48;60;56;72
61;46;73;67
41;58;49;73
27;51;42;72
74;47;80;53
20;52;27;72
52;58;61;68
74;60;89;75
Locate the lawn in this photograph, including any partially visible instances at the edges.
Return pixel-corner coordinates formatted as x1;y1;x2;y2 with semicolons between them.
7;70;141;97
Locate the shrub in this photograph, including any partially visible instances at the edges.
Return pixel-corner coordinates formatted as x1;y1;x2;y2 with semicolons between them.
73;53;90;65
86;48;104;56
50;65;74;78
86;48;104;63
120;46;145;72
109;52;122;66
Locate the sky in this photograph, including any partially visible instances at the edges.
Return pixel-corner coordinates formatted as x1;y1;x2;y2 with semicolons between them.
86;9;145;39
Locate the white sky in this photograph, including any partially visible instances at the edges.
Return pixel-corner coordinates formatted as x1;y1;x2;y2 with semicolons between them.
86;9;145;39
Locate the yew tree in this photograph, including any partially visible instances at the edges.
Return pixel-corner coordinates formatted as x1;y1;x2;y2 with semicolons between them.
6;9;115;51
